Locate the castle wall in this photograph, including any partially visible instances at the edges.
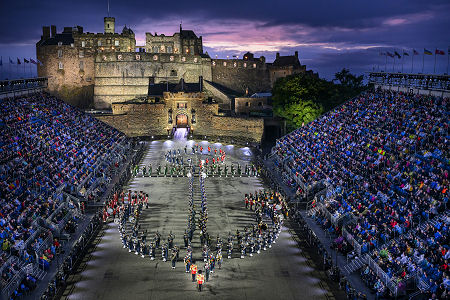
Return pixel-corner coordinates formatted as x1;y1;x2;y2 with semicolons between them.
93;52;212;109
37;44;94;107
202;80;232;109
211;59;271;95
195;116;264;143
97;91;263;142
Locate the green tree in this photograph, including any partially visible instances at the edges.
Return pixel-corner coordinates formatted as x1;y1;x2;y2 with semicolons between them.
272;71;366;131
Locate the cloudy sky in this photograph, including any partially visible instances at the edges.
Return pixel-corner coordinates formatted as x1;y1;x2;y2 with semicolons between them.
0;0;449;80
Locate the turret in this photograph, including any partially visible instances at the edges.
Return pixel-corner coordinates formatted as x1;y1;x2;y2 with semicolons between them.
104;17;115;34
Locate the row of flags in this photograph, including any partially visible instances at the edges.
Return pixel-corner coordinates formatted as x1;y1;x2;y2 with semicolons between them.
0;57;43;66
380;48;448;58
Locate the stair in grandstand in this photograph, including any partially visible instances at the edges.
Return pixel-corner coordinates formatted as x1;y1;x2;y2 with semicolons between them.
343;254;368;275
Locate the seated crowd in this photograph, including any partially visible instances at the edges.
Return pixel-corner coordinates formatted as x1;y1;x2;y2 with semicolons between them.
0;92;129;298
273;90;448;297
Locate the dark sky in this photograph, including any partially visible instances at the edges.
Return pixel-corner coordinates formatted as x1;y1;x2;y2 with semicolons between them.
0;0;449;79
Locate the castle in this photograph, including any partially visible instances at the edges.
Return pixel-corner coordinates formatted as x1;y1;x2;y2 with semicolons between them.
36;16;312;143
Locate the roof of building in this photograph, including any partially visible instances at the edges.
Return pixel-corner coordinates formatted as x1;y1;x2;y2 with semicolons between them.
38;33;74;46
250;92;272;98
180;30;198;39
272;55;301;68
148;79;202;96
122;26;134;35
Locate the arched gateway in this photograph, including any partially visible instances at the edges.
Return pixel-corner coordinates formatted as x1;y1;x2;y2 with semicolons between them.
176;114;188;127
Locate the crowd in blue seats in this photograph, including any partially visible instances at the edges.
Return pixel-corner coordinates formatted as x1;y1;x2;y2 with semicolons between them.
0;92;129;298
273;90;448;298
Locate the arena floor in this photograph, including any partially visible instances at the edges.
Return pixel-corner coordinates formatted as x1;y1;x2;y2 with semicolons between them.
63;139;335;300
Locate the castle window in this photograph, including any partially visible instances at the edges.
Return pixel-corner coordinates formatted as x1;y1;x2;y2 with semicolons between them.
169;56;174;61
253;63;257;68
170;70;177;76
245;102;249;107
167;46;173;53
81;41;86;47
115;40;119;46
135;54;141;60
194;57;198;63
58;62;63;69
223;62;227;66
117;54;123;61
98;40;102;46
79;50;84;58
70;43;74;48
58;41;62;47
107;39;111;44
153;46;159;53
79;61;84;71
243;62;247;68
160;45;165;52
212;61;216;66
57;49;63;58
153;55;158;61
181;57;186;62
258;102;263;106
233;62;237;67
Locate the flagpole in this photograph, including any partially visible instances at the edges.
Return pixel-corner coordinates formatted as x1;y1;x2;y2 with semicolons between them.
401;51;404;73
392;50;395;72
385;54;387;72
422;53;424;73
411;53;414;73
447;48;449;75
434;49;437;73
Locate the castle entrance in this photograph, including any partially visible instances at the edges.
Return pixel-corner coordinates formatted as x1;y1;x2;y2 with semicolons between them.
176;114;188;127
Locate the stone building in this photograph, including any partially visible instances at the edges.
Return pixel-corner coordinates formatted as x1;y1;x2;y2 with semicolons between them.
96;77;264;143
36;17;135;107
145;25;203;55
37;16;311;109
37;16;312;143
268;51;307;86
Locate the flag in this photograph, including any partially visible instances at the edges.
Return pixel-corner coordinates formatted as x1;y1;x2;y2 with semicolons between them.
435;49;445;55
386;52;394;57
17;58;21;64
24;58;29;63
413;49;419;55
394;51;401;58
30;58;38;65
0;56;2;66
36;59;43;66
424;49;432;55
403;51;409;56
9;57;14;64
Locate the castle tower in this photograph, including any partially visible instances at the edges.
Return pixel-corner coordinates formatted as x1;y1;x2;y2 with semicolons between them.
104;17;115;34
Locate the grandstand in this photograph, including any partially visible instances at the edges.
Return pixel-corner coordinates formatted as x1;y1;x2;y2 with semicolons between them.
0;92;136;299
268;88;449;298
0;74;448;300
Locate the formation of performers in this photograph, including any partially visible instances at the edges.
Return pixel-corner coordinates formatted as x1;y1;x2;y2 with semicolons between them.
133;162;258;178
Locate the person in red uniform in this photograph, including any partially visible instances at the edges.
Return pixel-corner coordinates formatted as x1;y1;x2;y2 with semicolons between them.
190;261;198;282
196;270;205;291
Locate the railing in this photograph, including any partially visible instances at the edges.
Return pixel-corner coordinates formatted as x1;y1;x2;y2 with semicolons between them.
367;255;399;297
342;228;362;255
